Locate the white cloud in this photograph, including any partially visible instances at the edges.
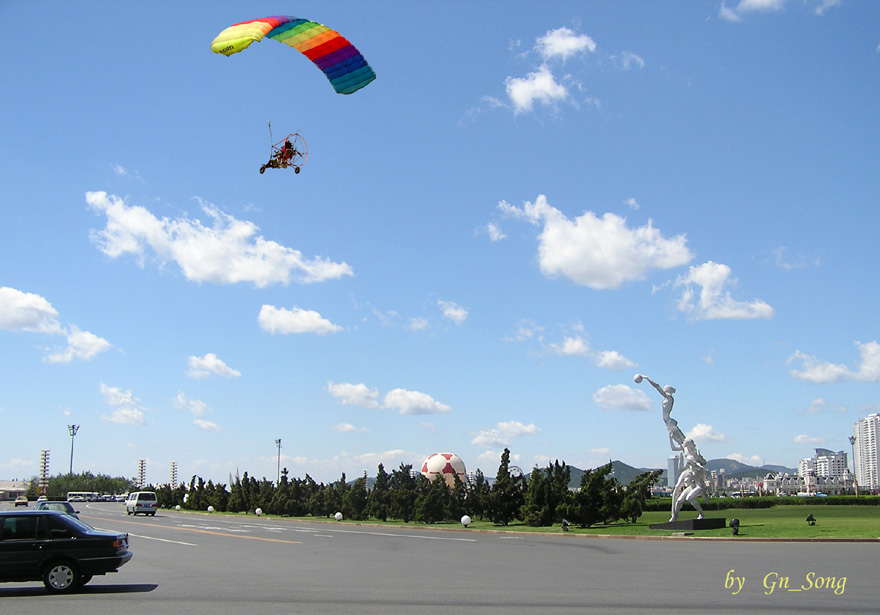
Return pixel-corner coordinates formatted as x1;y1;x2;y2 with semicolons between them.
624;197;640;211
720;0;836;21
544;329;636;370
0;287;62;333
793;434;826;445
383;388;450;415
100;383;145;426
500;195;693;289
438;300;468;325
332;423;369;434
187;353;241;379
504;319;543;343
176;392;221;431
787;341;880;383
193;419;221;432
326;381;381;409
619;51;645;70
593;385;653;412
674;261;774;320
535;27;596;61
686;423;727;444
486;223;506;242
86;191;353;287
471;421;541;449
45;325;112;363
596;350;637;371
726;453;763;465
505;65;570;115
258;305;342;335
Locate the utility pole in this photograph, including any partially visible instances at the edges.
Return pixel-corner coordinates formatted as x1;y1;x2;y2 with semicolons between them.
68;425;80;474
275;439;282;485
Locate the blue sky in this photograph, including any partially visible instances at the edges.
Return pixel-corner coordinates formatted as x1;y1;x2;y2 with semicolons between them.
2;1;879;486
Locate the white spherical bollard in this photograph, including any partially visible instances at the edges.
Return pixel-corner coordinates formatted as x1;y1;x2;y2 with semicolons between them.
334;511;343;521
255;508;262;516
175;505;180;511
461;515;472;528
207;506;214;513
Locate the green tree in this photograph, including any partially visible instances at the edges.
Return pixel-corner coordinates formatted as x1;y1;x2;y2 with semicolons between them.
489;448;524;526
468;469;491;520
562;463;613;528
620;469;663;523
389;463;418;522
414;474;450;523
343;477;369;521
368;463;391;521
522;467;549;526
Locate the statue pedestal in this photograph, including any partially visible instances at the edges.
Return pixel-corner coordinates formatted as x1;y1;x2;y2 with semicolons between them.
649;518;726;531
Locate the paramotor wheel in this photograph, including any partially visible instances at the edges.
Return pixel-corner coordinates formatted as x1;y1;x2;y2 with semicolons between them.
295;167;300;174
260;165;266;174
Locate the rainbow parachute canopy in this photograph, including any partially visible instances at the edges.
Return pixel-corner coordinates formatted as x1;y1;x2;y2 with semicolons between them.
211;16;376;95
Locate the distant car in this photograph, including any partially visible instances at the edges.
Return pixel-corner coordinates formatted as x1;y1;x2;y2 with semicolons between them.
125;491;157;516
0;510;132;593
33;501;80;519
14;496;28;507
37;495;48;502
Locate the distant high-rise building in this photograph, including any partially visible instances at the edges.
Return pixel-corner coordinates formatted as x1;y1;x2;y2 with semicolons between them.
853;413;880;492
799;448;848;478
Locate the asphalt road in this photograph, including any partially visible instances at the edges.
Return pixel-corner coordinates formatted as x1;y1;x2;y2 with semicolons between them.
1;502;876;614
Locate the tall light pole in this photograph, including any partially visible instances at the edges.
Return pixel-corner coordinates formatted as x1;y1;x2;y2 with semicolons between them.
275;439;282;485
68;425;80;474
849;435;858;497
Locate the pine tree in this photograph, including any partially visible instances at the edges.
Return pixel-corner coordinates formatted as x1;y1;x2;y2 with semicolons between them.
489;448;524;526
368;463;391;521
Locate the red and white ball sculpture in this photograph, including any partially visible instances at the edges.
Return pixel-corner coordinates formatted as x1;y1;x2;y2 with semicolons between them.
420;452;467;488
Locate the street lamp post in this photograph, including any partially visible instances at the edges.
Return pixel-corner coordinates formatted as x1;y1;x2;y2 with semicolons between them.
275;439;282;485
849;435;858;497
67;425;80;475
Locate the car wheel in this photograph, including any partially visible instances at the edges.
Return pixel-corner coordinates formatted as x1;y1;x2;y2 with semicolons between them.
43;561;81;594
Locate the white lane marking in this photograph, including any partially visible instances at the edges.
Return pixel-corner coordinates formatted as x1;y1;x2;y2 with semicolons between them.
128;533;197;547
289;526;476;542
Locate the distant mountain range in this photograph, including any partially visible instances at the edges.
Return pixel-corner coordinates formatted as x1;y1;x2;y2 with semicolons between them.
530;459;796;489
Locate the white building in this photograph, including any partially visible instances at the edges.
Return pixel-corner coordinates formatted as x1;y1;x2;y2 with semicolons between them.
799;448;848;478
853;413;880;492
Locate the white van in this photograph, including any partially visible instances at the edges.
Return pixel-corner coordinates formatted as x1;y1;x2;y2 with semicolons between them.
125;491;158;516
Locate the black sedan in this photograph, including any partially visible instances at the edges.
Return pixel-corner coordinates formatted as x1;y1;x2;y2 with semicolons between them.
0;510;132;593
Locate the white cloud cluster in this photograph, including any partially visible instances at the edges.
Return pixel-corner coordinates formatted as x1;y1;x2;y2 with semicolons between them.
547;334;636;370
86;191;353;287
187;353;241;379
504;27;598;115
175;392;220;432
686;423;728;444
99;383;145;426
326;381;450;415
674;261;774;320
787;341;880;383
499;195;693;289
471;421;541;449
720;0;840;22
437;300;468;325
0;286;112;363
593;385;653;412
258;305;343;335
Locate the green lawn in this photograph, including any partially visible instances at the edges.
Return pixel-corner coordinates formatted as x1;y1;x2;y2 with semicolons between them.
427;506;880;539
175;505;880;540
